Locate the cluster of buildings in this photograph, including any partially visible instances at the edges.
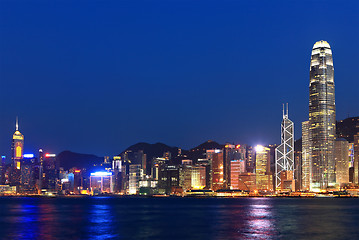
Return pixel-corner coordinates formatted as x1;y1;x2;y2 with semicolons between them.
0;119;60;195
0;40;358;196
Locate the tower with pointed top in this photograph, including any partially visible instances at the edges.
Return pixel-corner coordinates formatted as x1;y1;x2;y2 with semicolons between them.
11;117;24;170
309;40;336;190
275;104;294;191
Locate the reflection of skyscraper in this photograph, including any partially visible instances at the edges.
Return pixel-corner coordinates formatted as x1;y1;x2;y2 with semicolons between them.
11;118;24;170
309;40;336;190
275;104;294;191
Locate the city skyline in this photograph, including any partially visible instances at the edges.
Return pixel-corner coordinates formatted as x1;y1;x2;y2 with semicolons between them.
1;1;359;239
0;1;358;157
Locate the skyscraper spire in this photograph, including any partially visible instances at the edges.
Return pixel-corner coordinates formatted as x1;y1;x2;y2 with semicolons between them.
282;104;285;118
283;103;289;119
286;103;289;116
16;116;18;131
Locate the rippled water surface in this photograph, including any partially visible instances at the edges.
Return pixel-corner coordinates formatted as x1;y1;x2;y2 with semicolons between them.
0;197;358;239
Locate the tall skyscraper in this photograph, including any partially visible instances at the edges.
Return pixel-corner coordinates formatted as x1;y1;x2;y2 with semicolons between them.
230;159;245;190
42;153;58;191
275;104;294;191
301;121;311;190
224;144;245;188
211;151;224;191
11;118;24;170
129;164;141;194
255;145;272;191
354;133;359;184
334;138;349;186
309;40;336;190
191;165;206;189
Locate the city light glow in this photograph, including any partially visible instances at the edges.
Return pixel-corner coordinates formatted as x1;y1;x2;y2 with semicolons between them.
23;154;35;158
90;171;112;176
255;145;264;152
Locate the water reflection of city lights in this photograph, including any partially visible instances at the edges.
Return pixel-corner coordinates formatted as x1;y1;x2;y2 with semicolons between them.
242;199;277;239
88;202;117;239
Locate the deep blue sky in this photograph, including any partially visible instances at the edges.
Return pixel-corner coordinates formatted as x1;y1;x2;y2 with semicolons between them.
0;0;358;157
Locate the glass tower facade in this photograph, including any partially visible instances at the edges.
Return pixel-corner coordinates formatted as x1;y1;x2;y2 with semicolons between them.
309;40;336;190
301;121;311;190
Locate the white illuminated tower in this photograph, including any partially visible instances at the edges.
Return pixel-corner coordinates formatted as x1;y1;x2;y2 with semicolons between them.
275;104;294;191
309;40;336;190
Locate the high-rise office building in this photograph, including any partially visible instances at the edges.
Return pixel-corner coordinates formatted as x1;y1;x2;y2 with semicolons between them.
0;156;6;185
163;165;180;194
334;138;349;186
179;164;192;191
309;40;336;190
275;104;294;191
301;121;311;190
129;164;141;194
211;151;224;191
349;143;354;168
245;145;255;173
230;159;245;190
224;144;246;188
42;153;58;191
255;145;272;191
294;146;302;191
354;133;359;184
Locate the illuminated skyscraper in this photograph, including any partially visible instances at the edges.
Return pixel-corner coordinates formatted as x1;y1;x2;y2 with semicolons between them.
11;118;24;170
301;121;311;190
334;138;349;186
309;40;336;190
211;151;224;191
230;159;245;190
129;164;141;194
224;144;245;188
354;134;359;184
191;165;206;189
255;145;272;191
42;153;58;191
275;104;294;191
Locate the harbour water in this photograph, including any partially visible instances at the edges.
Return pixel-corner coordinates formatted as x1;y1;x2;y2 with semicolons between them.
0;197;358;239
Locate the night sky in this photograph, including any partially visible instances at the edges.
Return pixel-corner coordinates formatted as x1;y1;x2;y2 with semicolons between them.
0;0;358;157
